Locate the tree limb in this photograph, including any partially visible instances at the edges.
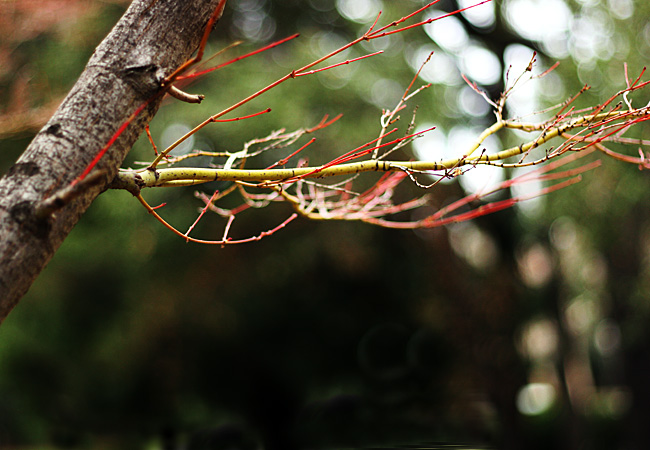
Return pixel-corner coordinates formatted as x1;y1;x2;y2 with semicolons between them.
0;0;225;324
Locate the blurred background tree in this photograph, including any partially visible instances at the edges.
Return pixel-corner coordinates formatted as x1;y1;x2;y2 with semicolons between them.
1;0;649;449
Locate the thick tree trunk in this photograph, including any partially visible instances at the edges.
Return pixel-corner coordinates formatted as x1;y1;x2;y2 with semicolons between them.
0;0;224;323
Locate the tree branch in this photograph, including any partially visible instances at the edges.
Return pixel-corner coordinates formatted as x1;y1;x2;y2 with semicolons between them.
110;108;646;189
0;0;225;323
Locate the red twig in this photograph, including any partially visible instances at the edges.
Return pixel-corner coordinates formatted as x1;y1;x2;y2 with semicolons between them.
138;192;298;245
185;188;220;239
210;108;272;123
292;51;384;77
177;33;300;81
74;99;152;183
374;0;493;38
265;138;316;169
306;114;343;133
163;0;228;84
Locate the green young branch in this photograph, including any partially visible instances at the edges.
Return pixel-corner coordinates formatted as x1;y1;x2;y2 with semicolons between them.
110;109;646;195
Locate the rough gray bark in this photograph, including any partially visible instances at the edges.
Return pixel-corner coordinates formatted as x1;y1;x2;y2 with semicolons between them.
0;0;224;323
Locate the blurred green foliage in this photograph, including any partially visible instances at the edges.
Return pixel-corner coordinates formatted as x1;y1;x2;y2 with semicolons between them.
2;0;650;449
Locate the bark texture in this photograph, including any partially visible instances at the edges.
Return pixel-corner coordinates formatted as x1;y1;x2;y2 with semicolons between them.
0;0;224;323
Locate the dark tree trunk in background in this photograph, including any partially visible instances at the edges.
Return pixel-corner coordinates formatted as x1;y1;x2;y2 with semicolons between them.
0;0;224;323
